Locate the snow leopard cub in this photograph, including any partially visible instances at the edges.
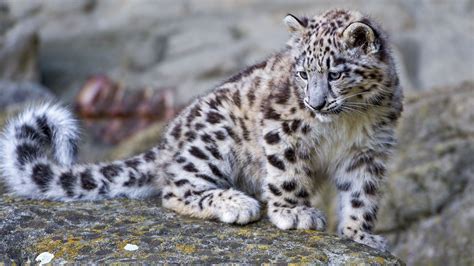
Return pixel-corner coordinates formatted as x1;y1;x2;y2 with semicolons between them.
0;9;402;251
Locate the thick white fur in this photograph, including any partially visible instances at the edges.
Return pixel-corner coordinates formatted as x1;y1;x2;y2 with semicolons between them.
0;103;163;200
0;103;79;198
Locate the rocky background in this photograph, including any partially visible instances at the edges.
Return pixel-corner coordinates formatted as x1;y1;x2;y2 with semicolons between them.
0;0;473;264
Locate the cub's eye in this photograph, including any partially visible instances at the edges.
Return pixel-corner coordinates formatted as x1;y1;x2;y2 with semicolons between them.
298;71;308;80
328;71;342;81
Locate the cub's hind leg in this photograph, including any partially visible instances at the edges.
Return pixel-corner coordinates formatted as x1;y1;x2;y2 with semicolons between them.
163;186;261;224
161;161;261;224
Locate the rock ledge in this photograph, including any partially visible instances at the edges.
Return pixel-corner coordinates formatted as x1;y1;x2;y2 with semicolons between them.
0;196;403;264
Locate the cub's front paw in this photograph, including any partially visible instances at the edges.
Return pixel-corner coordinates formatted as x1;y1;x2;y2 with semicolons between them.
340;226;388;251
215;190;261;224
269;206;326;231
357;233;388;251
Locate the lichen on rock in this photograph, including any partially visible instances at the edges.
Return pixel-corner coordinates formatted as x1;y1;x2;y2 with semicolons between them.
0;196;403;264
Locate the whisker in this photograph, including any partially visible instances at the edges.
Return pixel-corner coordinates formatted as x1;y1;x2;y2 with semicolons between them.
338;92;367;102
345;102;382;108
340;106;365;116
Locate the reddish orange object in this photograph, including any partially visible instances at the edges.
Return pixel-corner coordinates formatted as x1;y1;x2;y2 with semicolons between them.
76;75;178;144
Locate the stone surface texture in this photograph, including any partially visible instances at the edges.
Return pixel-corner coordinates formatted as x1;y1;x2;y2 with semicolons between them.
380;82;474;265
0;197;402;264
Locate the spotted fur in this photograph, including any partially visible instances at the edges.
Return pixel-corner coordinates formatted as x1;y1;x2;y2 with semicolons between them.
0;10;402;251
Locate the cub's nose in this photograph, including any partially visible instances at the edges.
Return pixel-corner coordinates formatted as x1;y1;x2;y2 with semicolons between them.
310;100;326;111
304;97;327;111
305;97;327;111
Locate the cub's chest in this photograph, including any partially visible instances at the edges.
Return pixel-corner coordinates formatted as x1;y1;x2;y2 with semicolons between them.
309;119;371;171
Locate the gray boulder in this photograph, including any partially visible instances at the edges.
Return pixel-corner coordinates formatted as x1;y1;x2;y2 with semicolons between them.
379;81;474;265
0;196;403;264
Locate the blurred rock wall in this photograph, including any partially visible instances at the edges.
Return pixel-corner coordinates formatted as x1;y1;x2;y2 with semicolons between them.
4;0;474;103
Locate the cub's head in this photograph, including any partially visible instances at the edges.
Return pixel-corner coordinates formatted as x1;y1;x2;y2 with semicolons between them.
284;10;399;118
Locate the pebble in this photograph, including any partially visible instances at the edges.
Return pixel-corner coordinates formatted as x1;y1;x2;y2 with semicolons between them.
124;244;139;251
35;252;54;265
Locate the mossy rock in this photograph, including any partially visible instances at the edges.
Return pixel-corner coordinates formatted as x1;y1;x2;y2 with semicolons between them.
0;196;403;264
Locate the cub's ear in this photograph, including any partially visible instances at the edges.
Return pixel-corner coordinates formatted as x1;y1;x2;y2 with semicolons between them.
343;22;379;53
284;14;308;34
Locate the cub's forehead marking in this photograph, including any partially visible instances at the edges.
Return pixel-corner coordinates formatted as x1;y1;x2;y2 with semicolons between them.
300;11;359;71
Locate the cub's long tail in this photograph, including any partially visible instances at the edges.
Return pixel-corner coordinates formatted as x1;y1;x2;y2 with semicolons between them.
0;103;160;201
